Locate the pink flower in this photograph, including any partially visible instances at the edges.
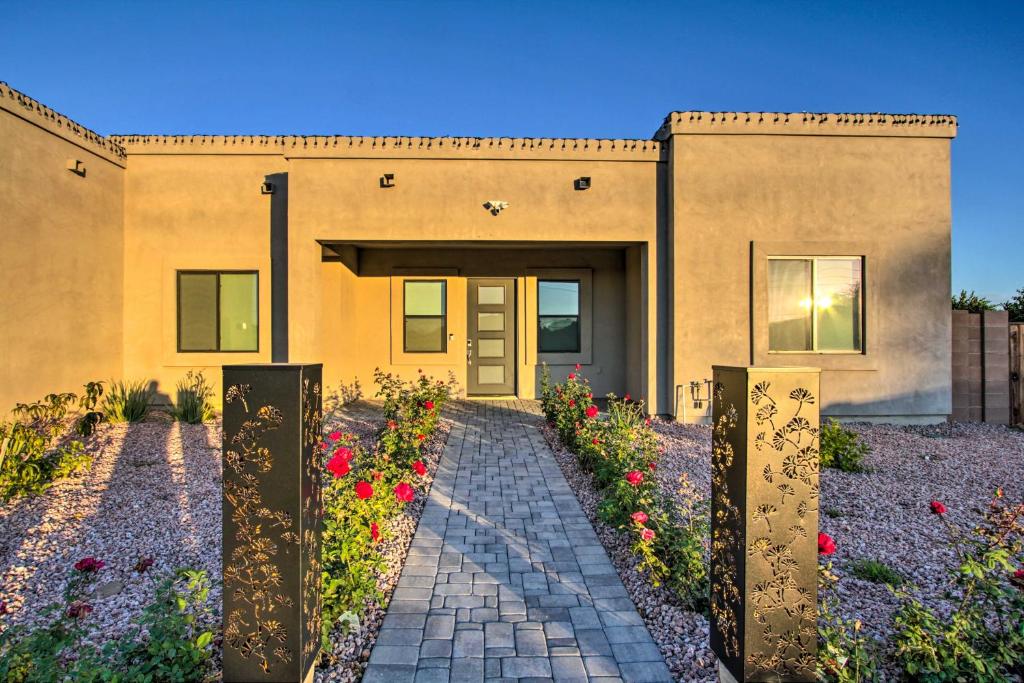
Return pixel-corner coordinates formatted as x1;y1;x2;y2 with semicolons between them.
355;481;374;499
585;406;598;419
413;460;427;476
625;471;644;486
394;482;415;503
640;528;655;542
930;500;947;515
818;532;836;556
568;373;576;380
328;430;342;442
370;522;380;543
631;511;648;525
74;557;104;573
327;454;350;478
425;400;435;411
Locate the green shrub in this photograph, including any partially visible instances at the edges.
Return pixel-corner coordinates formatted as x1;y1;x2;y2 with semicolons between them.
0;389;93;501
169;371;215;424
820;419;870;472
892;491;1024;682
848;558;903;586
952;289;996;312
319;369;455;647
542;364;710;612
74;381;106;437
102;380;154;423
818;561;880;682
0;563;214;682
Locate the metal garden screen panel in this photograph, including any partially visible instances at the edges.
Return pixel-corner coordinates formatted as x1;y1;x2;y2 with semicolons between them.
710;366;820;682
222;363;323;683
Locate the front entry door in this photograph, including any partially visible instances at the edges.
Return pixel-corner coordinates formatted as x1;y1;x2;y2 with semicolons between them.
467;278;516;396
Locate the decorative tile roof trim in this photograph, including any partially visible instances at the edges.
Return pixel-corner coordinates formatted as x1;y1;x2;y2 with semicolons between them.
110;134;666;160
655;111;958;139
0;82;127;164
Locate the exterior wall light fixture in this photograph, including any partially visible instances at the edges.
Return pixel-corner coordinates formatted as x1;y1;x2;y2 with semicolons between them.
574;176;591;190
66;159;86;177
260;181;276;195
380;173;395;188
483;200;509;215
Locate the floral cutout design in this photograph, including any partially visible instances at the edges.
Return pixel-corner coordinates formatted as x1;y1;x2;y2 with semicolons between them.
223;384;298;674
301;377;323;665
710;383;742;658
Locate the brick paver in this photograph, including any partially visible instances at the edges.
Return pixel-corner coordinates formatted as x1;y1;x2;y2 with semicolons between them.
364;400;672;683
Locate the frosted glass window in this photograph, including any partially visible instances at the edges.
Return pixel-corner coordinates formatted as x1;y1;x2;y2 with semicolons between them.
478;286;505;305
478;339;505;358
538;280;580;353
404;280;447;352
178;271;258;352
768;258;863;353
478;366;505;384
478;312;504;332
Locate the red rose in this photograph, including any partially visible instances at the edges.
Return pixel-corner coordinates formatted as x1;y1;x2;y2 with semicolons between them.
648;462;656;471
585;406;598;419
319;442;328;451
328;430;342;442
327;454;350;478
1014;569;1024;580
575;363;581;371
370;522;380;542
388;420;398;430
624;393;631;401
631;511;648;525
592;438;600;445
644;417;652;426
569;399;576;407
930;500;947;515
335;446;353;461
394;482;415;502
372;470;383;481
818;532;836;555
640;528;655;542
625;470;644;486
66;601;93;619
587;393;593;399
417;434;426;441
355;481;374;499
568;373;576;380
425;400;435;410
74;557;104;573
412;460;427;476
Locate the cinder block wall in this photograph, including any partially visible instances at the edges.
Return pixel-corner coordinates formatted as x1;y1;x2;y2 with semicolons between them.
952;310;1009;423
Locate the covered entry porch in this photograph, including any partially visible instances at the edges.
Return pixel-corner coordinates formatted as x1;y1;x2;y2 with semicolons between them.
315;241;658;406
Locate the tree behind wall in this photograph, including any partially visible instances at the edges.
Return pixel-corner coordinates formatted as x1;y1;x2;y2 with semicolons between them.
951;289;995;313
1002;287;1024;322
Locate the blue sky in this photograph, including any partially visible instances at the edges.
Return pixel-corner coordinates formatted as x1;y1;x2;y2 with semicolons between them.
4;1;1021;302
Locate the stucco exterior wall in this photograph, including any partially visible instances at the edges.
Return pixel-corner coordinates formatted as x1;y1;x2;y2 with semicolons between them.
0;93;124;411
121;152;285;403
667;128;953;421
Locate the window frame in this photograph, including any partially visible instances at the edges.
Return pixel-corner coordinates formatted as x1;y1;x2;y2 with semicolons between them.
176;269;260;353
537;278;582;354
767;256;864;354
402;279;448;354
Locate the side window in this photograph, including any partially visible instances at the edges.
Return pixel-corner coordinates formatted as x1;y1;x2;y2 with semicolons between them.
178;271;258;352
538;280;581;353
404;280;447;353
768;257;863;352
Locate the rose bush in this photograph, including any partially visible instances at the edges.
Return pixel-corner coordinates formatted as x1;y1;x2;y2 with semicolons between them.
540;364;709;610
319;369;454;647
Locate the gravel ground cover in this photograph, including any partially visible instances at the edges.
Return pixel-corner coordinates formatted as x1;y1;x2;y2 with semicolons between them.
547;416;1024;681
0;398;452;683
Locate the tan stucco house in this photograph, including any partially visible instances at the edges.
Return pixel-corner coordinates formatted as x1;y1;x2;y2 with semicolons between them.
0;82;957;422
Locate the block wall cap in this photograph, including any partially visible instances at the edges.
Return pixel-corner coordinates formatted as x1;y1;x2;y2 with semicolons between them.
0;82;127;164
656;111;957;139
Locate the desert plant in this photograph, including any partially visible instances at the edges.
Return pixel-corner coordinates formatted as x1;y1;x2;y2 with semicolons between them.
891;492;1024;682
820;419;870;473
74;381;105;437
0;391;91;501
952;289;996;313
170;371;215;424
848;558;904;586
102;380;154;423
818;554;880;682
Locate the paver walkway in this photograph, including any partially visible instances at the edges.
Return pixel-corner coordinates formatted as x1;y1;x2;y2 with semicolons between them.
364;400;673;683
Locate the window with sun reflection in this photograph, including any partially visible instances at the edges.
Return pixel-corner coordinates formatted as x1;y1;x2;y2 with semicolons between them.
768;257;863;352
